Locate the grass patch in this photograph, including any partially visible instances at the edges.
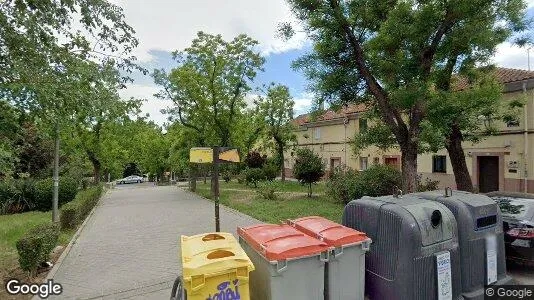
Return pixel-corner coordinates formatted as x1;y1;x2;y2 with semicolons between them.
0;211;75;272
194;180;343;223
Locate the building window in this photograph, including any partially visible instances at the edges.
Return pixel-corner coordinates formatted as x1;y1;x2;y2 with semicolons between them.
360;157;368;171
314;128;321;139
359;118;368;132
432;155;447;173
506;119;520;127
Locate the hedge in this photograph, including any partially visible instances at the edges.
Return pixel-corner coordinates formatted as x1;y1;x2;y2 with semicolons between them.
34;177;79;211
16;223;60;276
60;185;103;230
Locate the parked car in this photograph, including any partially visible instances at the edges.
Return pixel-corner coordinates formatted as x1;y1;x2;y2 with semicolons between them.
117;175;144;184
488;192;534;266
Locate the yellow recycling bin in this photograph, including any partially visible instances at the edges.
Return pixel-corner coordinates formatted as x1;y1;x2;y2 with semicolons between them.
181;232;255;300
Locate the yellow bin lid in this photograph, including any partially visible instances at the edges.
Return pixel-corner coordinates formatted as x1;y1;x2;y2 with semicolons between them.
181;232;254;279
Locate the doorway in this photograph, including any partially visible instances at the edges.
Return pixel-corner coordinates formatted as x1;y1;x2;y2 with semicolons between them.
384;157;399;170
478;156;499;193
330;157;341;173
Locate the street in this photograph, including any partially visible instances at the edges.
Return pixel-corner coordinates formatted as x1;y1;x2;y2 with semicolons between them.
48;183;259;299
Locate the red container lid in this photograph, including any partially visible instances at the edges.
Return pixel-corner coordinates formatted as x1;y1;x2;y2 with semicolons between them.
237;224;329;261
288;216;369;248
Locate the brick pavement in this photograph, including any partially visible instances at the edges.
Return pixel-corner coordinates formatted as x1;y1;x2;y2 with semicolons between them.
48;183;259;299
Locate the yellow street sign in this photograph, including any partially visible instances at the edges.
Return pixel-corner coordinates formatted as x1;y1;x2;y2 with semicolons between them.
219;148;240;163
190;148;213;163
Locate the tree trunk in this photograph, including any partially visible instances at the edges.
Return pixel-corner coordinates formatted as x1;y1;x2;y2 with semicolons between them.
52;123;60;223
400;142;418;193
446;124;474;192
87;152;101;184
93;162;101;184
308;182;312;197
278;145;285;182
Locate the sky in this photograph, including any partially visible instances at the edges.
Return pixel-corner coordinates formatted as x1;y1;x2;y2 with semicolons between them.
111;0;534;126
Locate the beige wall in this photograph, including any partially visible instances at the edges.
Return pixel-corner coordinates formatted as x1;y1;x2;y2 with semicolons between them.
286;115;400;175
418;88;534;192
286;86;534;194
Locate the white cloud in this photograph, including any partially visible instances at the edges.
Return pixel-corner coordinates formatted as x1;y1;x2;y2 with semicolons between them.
110;0;307;62
493;42;531;70
118;84;172;125
293;92;314;116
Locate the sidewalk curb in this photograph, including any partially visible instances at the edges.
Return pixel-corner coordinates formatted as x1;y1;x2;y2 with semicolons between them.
42;187;111;283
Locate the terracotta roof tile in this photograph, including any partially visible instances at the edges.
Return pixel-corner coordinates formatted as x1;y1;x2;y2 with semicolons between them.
292;103;367;126
454;67;534;90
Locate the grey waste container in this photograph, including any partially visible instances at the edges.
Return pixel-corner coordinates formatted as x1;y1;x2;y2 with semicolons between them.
415;189;513;299
237;224;330;300
287;216;371;300
343;195;463;300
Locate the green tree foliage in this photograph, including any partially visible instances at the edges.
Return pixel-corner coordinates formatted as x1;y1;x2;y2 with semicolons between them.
256;83;295;181
0;101;21;176
1;0;139;88
70;60;142;183
326;166;360;204
153;32;265;148
284;0;528;192
293;148;325;197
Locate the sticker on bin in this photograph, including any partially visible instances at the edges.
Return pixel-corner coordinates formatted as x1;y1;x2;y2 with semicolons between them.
436;251;453;300
486;235;498;285
237;224;330;261
287;216;370;248
207;280;241;300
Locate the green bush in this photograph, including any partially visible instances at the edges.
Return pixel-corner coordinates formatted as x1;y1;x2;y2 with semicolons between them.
326;167;360;204
34;177;79;211
293;148;325;197
222;170;231;183
243;168;265;188
353;165;402;199
256;182;278;200
0;179;36;214
60;185;103;230
416;176;440;192
16;223;60;276
262;162;279;181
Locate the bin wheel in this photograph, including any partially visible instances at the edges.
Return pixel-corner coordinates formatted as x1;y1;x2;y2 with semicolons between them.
170;276;186;300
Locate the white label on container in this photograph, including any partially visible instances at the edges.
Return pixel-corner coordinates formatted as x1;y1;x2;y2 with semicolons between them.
436;251;453;300
486;235;498;284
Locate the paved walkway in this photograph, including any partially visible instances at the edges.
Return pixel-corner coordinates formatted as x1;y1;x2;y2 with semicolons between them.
49;183;260;299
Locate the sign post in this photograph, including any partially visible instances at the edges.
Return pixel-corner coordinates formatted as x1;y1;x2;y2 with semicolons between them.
190;147;239;232
212;147;220;232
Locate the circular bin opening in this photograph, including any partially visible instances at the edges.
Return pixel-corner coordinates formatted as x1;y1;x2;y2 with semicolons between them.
207;250;235;260
202;234;225;241
431;210;442;228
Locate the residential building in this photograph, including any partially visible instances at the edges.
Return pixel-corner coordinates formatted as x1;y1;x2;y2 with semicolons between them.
286;68;534;193
285;104;401;178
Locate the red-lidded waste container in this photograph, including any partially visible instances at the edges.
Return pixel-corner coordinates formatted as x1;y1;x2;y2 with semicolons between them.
238;224;330;300
287;216;371;300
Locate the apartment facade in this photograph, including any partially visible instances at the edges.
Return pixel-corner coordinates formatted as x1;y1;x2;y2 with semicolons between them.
286;68;534;193
285;104;402;177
